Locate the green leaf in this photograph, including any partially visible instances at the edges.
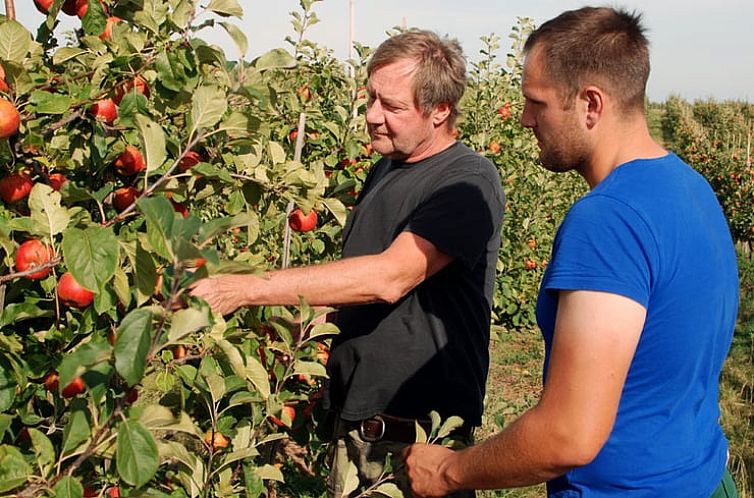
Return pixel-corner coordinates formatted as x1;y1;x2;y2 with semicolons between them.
219;21;247;57
219;111;254;137
245;356;270;400
134;115;167;172
206;373;226;402
414;421;428;443
139;405;202;436
374;483;403;498
114;309;153;386
253;48;296;71
323;197;348;226
52;47;87;65
171;0;194;28
113;266;132;308
268;142;286;165
437;415;465;439
29;91;73;115
254;464;284;482
206;0;243;17
215;339;246;379
138;197;175;260
57;341;111;390
62;227;118;293
0;21;31;64
29;183;71;238
0;445;31;493
116;420;159;488
429;411;442;434
52;475;83;498
0;356;15;413
190;86;228;134
342;461;360;497
169;307;209;342
29;429;56;479
307;322;339;341
0;302;52;329
61;399;91;455
197;213;256;245
81;0;107;36
134;242;157;306
133;0;169;34
292;361;327;378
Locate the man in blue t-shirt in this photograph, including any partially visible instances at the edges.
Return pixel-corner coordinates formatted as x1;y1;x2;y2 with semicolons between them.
405;7;739;497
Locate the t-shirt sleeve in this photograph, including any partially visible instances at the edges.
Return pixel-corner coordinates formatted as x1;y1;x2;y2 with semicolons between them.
404;162;504;269
544;195;657;308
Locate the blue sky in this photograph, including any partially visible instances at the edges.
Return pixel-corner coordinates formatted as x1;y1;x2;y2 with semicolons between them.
13;0;754;102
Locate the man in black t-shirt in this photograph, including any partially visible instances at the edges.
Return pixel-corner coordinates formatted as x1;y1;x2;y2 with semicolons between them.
191;30;504;497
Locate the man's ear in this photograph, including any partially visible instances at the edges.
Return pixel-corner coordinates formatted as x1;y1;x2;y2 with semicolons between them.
432;103;452;126
582;86;605;129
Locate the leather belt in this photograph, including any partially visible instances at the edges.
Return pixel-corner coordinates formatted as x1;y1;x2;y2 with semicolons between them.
344;413;473;443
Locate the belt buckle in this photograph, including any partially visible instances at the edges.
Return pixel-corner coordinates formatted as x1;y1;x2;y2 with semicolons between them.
359;415;386;442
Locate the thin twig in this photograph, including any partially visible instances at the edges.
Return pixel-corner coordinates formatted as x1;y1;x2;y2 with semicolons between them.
282;113;307;269
0;257;62;284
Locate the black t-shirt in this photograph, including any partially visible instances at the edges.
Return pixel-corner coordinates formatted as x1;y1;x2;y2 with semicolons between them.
323;141;505;426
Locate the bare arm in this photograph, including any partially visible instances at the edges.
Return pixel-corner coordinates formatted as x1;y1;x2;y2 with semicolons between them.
405;290;646;496
189;231;453;314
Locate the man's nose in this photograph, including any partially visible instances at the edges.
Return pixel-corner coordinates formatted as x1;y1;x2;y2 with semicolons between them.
519;103;534;129
366;100;383;125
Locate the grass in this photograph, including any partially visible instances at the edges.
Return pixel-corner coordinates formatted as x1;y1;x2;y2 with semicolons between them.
477;247;754;497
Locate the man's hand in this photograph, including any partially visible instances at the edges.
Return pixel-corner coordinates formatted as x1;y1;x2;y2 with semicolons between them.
403;443;460;498
189;274;253;315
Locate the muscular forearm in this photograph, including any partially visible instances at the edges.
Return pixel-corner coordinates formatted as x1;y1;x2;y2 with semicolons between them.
407;405;591;496
190;252;416;314
446;407;580;489
191;231;449;315
244;254;407;306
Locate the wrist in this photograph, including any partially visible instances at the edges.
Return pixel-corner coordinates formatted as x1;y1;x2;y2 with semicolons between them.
439;448;466;493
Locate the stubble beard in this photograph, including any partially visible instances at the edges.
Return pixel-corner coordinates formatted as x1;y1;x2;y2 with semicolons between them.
537;127;590;174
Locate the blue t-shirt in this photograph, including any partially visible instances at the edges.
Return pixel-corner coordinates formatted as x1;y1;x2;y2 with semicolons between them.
536;153;738;497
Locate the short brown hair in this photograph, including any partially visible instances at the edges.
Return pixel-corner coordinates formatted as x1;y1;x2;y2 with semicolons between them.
367;30;467;127
524;7;650;112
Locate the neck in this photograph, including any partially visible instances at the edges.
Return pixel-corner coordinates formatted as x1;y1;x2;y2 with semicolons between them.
581;117;667;189
403;130;457;163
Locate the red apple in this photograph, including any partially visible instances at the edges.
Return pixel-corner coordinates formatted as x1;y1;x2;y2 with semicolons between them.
43;372;59;392
0;173;33;203
15;239;54;280
34;0;55;14
288;208;317;232
100;16;120;40
178;150;202;172
90;98;117;124
171;200;189;218
0;65;9;93
58;272;94;308
203;430;230;450
113;76;150;104
75;0;88;18
61;0;86;17
48;173;67;191
0;97;20;139
62;376;85;398
112;186;139;213
269;405;296;427
114;146;145;175
297;84;312;101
